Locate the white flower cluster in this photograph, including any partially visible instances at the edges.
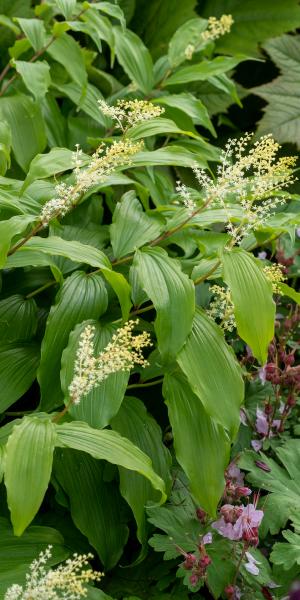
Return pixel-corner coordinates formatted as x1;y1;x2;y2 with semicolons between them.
263;264;286;294
176;180;196;214
4;545;102;600
69;320;152;405
98;99;164;130
193;134;297;243
40;139;143;226
202;14;234;41
207;285;236;332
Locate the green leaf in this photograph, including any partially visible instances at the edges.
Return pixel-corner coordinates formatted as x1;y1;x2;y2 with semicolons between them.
222;248;275;364
5;416;57;535
278;282;300;304
0;343;40;413
101;269;132;320
22;147;78;192
14;60;51;100
163;56;243;86
201;0;300;55
91;1;125;28
0;294;37;342
4;250;62;282
0;215;35;268
110;191;163;259
163;372;230;515
38;271;108;411
53;449;128;569
61;321;129;428
16;17;47;51
131;145;208;168
111;397;171;549
177;308;244;437
53;81;108;124
14;236;112;269
55;0;76;19
113;26;154;94
0;120;12;175
168;17;207;67
155;93;216;136
134;246;195;362
47;33;87;89
55;421;167;502
0;95;47;171
271;530;300;569
253;35;300;147
0;14;20;34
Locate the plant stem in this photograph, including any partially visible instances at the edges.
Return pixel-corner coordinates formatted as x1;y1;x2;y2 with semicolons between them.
8;222;43;256
26;280;57;299
127;377;164;389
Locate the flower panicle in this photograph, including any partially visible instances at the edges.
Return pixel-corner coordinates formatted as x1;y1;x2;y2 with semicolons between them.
4;545;102;600
98;99;164;130
192;133;297;242
175;180;196;214
40;139;143;226
208;285;236;332
69;320;152;405
263;264;286;294
202;14;234;42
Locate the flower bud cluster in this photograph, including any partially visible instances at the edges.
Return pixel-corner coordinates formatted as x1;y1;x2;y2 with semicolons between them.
223;462;252;502
4;545;102;600
180;534;212;587
202;14;234;41
98;99;164;130
40;139;143;226
207;285;236;332
263;264;285;294
192;134;296;243
69;320;152;405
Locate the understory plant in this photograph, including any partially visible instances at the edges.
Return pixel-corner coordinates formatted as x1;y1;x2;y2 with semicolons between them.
0;0;300;598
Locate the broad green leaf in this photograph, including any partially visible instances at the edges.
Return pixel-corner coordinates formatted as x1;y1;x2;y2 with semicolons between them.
22;147;79;192
222;248;275;363
0;294;37;342
113;26;154;94
4;250;62;282
41;95;67;148
47;33;87;89
16;17;47;51
92;1;125;28
14;60;51;100
131;145;208;168
126;117;197;140
0;95;47;171
53;449;128;569
55;0;76;19
38;271;108;411
278;282;300;304
55;421;167;501
0;343;39;413
101;269;132;320
253;35;300;147
0;215;36;268
9;38;31;60
61;321;129;428
168;17;207;67
14;236;112;269
0;14;20;34
134;246;195;362
271;530;300;570
5;416;57;535
0;517;67;592
177;308;244;437
201;0;300;55
163;372;230;515
111;397;171;549
53;81;108;125
155;93;216;136
0;120;12;175
110;191;163;259
163;56;243;86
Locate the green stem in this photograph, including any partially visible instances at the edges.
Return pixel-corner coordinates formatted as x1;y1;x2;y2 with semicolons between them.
26;280;57;299
127;377;164;389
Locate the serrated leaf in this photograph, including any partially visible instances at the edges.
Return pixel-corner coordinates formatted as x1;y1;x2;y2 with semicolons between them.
13;60;51;100
0;95;46;171
0;343;40;413
111;397;171;550
16;17;47;51
223;248;275;364
271;530;300;569
55;421;167;502
163;372;230;515
38;271;108;411
53;449;128;569
5;416;57;535
113;26;154;94
61;321;129;428
0;294;37;342
177;308;243;437
110;192;163;259
134;246;195;362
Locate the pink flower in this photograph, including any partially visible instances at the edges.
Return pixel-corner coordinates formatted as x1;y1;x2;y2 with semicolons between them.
212;503;263;542
244;551;260;575
255;408;269;435
202;532;212;545
251;439;263;452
